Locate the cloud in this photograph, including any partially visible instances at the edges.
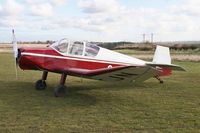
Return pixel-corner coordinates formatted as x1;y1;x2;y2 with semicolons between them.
78;0;123;14
170;0;200;16
1;0;200;41
25;0;67;17
52;13;127;34
0;4;2;11
0;16;24;27
51;0;67;6
0;0;24;27
30;3;53;17
0;0;24;16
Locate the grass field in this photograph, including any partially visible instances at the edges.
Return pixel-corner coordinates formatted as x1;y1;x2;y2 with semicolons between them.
0;53;200;132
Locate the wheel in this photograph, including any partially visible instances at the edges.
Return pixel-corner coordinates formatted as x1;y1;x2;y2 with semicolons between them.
160;80;164;84
54;85;66;97
35;80;46;90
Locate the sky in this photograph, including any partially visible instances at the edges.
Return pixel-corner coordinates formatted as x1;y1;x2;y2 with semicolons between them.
0;0;200;42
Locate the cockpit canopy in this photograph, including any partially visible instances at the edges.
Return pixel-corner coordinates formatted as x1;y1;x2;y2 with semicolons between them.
51;39;100;57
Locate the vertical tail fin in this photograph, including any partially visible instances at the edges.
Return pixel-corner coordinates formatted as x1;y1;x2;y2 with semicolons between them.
153;45;171;64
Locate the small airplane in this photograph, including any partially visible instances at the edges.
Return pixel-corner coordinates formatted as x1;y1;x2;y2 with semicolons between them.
12;30;185;97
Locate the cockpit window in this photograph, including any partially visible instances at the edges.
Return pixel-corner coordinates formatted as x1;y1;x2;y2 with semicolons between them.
51;39;100;57
54;39;69;53
84;43;100;57
68;41;84;56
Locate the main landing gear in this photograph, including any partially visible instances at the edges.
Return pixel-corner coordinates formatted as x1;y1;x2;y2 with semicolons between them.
54;73;67;97
35;71;67;97
35;71;48;90
155;76;164;84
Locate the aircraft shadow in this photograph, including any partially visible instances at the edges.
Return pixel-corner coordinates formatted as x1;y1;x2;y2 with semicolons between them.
2;80;160;107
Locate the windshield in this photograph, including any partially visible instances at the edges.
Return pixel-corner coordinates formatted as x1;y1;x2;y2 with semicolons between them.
84;43;100;57
52;39;69;54
51;39;100;57
68;41;84;56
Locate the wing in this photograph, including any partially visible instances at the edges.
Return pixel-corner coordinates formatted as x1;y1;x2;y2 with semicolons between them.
90;66;159;82
66;66;159;83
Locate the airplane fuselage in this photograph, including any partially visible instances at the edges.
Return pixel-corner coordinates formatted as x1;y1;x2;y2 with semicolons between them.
19;45;172;78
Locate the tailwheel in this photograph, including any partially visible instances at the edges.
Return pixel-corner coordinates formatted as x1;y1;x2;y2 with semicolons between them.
54;85;66;97
35;80;46;90
155;76;164;84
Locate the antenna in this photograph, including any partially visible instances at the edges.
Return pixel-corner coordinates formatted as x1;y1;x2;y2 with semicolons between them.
142;34;146;43
151;33;154;43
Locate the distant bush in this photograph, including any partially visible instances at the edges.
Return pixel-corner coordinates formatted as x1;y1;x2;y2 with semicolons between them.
98;41;200;51
170;44;200;50
98;42;154;50
18;40;55;44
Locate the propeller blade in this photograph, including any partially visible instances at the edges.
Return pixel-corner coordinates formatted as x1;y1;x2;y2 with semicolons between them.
12;29;18;59
14;59;18;79
12;29;18;79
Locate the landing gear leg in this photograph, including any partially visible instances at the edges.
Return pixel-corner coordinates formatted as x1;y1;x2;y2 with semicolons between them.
54;73;67;97
155;76;164;84
35;71;48;90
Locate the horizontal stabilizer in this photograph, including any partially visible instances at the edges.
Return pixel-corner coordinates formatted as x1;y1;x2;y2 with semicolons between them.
150;45;185;71
146;63;185;71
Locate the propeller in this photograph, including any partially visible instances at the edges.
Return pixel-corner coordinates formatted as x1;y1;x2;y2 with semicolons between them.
12;29;19;79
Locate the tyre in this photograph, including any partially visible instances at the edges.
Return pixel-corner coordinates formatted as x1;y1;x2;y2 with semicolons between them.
54;85;66;97
35;80;46;90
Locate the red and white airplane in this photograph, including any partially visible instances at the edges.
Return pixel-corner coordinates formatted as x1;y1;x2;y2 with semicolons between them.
12;30;185;97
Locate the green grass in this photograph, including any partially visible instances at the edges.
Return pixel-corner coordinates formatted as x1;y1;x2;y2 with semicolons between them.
0;53;200;132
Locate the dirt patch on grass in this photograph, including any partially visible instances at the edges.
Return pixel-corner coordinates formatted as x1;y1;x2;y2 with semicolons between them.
172;55;200;62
